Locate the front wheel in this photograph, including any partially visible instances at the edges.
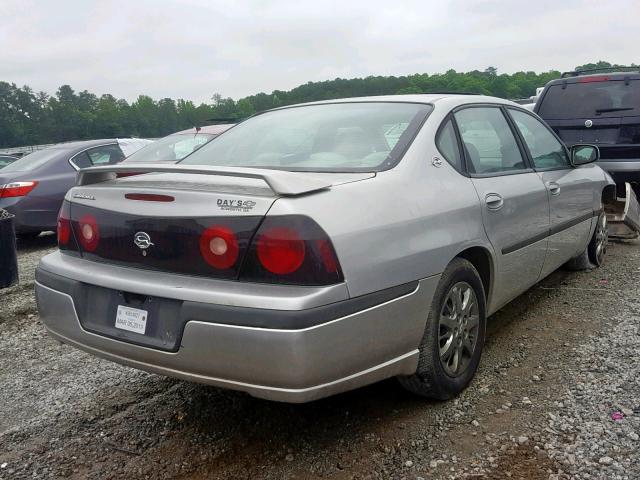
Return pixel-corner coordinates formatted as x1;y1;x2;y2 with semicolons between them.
588;211;608;267
398;258;487;400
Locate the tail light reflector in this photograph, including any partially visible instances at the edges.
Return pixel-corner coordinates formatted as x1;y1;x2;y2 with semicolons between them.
0;181;38;198
76;214;100;252
199;226;239;269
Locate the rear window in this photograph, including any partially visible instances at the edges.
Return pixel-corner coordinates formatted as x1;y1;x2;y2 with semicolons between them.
0;156;17;168
538;79;640;119
180;102;433;172
0;149;60;173
123;134;215;163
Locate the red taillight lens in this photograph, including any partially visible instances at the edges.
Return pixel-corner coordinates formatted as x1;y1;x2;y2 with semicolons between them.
256;227;306;275
0;181;38;198
125;193;174;202
76;214;100;252
57;213;71;246
199;226;239;269
58;201;79;254
578;75;610;83
240;216;343;285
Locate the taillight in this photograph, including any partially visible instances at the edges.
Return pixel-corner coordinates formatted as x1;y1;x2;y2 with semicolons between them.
578;75;610;83
57;205;71;246
240;216;343;286
199;225;239;269
0;181;38;198
75;214;100;252
125;193;174;202
57;201;80;254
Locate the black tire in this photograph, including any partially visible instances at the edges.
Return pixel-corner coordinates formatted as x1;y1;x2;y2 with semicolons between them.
564;248;592;271
587;211;607;267
398;258;487;400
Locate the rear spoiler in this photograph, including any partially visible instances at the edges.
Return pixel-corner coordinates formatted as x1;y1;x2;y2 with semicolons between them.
76;163;332;196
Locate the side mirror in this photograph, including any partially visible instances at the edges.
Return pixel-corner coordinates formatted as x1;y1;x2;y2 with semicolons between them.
570;144;600;166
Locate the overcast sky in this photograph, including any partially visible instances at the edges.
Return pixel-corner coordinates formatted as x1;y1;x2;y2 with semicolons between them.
1;0;637;103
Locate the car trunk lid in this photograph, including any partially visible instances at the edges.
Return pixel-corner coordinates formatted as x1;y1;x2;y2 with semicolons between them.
65;166;373;279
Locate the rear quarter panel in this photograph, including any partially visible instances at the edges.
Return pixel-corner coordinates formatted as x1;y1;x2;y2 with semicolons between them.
7;155;76;231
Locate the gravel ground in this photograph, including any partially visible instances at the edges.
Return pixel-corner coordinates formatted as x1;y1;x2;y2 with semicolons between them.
0;234;638;479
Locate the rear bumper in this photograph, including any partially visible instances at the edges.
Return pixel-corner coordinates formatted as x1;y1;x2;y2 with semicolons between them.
0;197;57;233
35;253;439;402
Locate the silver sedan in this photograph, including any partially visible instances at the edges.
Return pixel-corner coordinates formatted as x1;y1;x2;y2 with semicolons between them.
35;94;614;402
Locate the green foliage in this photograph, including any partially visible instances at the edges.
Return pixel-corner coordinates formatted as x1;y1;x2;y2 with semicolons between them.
0;61;631;148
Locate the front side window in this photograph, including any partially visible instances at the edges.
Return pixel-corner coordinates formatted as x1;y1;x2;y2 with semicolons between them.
180;102;433;172
454;107;526;174
509;109;570;169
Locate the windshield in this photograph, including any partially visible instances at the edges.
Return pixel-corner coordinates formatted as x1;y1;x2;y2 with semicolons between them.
538;79;640;119
123;133;215;163
180;102;433;172
0;149;60;172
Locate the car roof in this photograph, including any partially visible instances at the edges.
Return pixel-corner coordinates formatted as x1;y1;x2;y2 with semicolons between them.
266;94;520;111
172;124;234;135
45;138;119;154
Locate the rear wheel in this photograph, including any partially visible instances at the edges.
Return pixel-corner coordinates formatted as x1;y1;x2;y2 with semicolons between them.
399;258;486;400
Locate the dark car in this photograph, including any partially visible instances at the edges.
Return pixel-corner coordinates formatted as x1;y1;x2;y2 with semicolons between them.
0;139;150;236
122;124;234;164
0;154;19;169
535;67;640;192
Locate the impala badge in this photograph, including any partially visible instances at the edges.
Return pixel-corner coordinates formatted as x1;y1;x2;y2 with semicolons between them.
134;232;154;256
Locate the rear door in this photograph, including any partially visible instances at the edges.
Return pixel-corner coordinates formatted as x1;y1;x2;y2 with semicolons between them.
453;106;550;310
508;108;595;277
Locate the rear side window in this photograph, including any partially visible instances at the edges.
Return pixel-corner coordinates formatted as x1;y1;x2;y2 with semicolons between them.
71;144;124;169
538;79;640;119
454;107;526;174
436;119;462;170
509;109;570;169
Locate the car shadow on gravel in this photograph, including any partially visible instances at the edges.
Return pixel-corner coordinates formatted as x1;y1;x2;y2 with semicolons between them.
15;231;56;252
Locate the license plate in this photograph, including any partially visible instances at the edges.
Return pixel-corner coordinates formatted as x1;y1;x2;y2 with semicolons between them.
115;305;148;335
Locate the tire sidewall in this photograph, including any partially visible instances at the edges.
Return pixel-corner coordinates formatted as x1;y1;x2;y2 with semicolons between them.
421;259;487;397
588;211;607;267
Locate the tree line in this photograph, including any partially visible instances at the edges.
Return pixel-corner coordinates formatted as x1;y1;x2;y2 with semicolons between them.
0;61;633;148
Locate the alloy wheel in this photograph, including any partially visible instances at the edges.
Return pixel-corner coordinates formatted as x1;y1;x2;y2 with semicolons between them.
438;282;480;377
595;213;608;264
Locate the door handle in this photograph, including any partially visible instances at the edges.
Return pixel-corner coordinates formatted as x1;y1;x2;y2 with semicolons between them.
485;193;504;210
548;182;561;195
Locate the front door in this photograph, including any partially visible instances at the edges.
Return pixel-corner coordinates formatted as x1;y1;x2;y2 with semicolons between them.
508;108;594;278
